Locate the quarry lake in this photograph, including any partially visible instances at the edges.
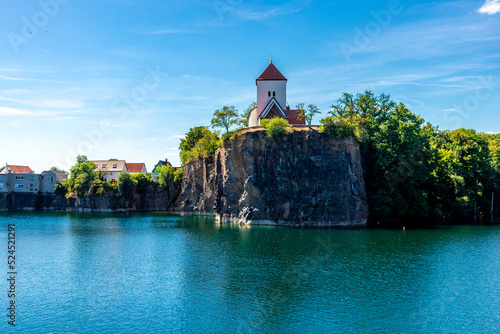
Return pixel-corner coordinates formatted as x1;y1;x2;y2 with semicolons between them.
1;213;499;333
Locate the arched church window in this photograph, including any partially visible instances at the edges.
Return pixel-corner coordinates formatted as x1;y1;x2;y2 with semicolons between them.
268;91;271;97
273;91;276;97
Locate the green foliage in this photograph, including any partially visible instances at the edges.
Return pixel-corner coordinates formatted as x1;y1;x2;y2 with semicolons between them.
54;182;67;195
320;115;367;141
368;103;435;220
50;166;63;172
297;103;321;126
180;127;220;165
117;171;136;199
131;173;152;195
180;126;208;155
240;102;257;127
326;91;500;223
65;155;98;197
211;105;239;134
174;168;184;188
261;118;291;137
89;177;110;196
157;165;176;190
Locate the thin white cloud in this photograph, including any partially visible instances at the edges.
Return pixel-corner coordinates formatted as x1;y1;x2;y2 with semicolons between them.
0;96;84;109
0;75;66;84
235;0;310;21
0;107;65;117
478;0;500;14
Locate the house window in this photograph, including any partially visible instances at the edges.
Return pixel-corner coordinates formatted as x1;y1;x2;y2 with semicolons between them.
41;176;44;180
113;164;117;168
0;183;3;188
50;176;54;182
15;176;23;180
0;176;3;180
30;184;34;189
102;164;106;168
268;91;271;97
30;175;34;180
273;91;276;97
15;184;24;189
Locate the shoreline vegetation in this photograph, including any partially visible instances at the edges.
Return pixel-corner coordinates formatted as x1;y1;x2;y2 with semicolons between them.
5;91;500;227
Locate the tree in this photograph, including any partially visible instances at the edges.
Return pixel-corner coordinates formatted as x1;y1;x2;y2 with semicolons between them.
304;104;321;125
66;155;98;197
131;173;151;195
157;165;175;190
180;126;209;155
329;93;355;117
240;102;257;127
211;105;239;135
117;171;136;199
179;127;220;165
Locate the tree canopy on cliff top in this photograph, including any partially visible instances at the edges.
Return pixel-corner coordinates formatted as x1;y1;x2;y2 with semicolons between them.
325;91;499;223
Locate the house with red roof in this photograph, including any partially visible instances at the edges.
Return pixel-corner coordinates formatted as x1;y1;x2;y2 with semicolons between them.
248;60;306;127
0;164;68;193
0;164;38;193
126;163;147;175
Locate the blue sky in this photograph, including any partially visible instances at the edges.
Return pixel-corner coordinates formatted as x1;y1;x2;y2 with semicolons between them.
1;0;499;171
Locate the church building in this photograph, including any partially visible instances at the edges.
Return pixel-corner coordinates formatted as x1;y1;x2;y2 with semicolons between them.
248;60;305;127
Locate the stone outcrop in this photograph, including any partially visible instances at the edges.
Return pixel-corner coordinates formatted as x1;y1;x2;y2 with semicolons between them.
175;157;216;216
0;182;178;212
177;127;368;227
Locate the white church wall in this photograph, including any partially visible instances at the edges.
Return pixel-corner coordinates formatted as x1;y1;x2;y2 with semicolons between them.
248;108;259;127
257;80;287;114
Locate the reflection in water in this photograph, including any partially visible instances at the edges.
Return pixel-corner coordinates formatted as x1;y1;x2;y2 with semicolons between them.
0;212;499;333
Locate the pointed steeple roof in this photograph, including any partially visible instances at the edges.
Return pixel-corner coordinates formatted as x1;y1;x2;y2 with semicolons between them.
256;62;287;82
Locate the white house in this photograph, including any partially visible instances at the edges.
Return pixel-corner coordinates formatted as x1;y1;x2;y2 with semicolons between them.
92;160;127;182
248;60;305;127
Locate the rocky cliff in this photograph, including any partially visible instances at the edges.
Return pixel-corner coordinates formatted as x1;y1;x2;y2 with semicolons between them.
0;182;178;212
175;157;216;215
177;127;368;227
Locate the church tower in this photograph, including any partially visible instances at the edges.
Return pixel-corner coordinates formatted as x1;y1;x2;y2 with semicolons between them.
247;60;305;127
256;59;287;115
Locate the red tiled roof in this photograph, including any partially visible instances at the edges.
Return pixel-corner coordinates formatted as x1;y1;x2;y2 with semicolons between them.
126;163;146;173
284;110;306;125
257;63;287;82
7;165;33;173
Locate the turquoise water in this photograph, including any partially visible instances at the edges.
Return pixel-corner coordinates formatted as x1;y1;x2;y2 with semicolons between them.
0;213;499;333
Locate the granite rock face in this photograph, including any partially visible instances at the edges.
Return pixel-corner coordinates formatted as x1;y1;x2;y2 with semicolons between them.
175;157;216;215
0;182;178;212
178;128;368;226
